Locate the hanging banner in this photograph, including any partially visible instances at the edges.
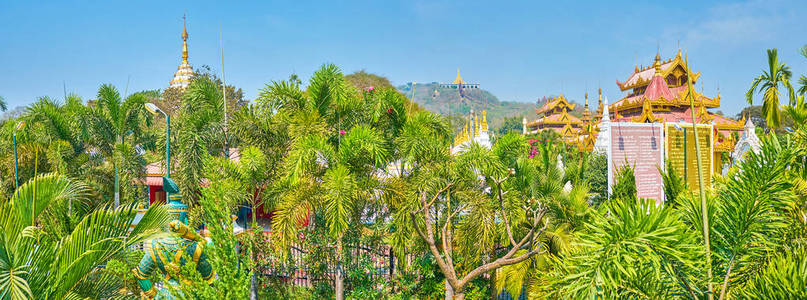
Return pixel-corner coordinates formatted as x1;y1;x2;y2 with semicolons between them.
608;122;665;203
665;123;713;192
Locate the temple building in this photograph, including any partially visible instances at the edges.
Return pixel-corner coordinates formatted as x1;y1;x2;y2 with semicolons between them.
452;110;491;154
440;69;479;89
525;94;583;139
169;16;194;89
609;49;745;166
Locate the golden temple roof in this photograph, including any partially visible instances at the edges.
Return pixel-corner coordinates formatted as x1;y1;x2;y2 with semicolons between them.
617;49;700;91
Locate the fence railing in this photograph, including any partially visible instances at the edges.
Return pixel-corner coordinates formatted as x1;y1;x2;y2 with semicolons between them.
255;242;397;289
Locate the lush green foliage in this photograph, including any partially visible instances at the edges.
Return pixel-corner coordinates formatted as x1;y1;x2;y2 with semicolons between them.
0;174;170;299
3;53;807;299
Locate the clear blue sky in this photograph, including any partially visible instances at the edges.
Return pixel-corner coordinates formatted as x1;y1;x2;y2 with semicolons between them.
2;0;805;116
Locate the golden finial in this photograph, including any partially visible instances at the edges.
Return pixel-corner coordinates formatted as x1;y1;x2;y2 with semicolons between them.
598;87;602;104
653;51;662;75
481;110;488;132
474;115;480;137
584;92;589;109
182;14;189;64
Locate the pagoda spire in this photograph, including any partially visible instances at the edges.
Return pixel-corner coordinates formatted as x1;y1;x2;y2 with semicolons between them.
453;68;464;84
481;110;488;132
182;14;189;64
584;91;589;110
598;87;603;107
169;14;194;89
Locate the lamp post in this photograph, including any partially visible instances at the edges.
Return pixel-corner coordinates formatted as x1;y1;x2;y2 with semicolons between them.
673;123;688;188
13;121;25;189
145;103;170;203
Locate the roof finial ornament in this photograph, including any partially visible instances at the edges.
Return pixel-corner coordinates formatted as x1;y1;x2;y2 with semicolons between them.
653;48;662;75
584;91;589;109
182;14;189;64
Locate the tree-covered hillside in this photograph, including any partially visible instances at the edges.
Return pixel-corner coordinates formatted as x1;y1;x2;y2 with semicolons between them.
397;82;536;132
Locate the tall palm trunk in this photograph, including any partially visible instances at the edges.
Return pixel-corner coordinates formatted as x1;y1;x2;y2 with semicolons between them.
114;164;120;207
336;237;345;300
114;136;122;207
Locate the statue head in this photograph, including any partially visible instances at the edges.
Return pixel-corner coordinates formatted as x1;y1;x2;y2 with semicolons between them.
163;176;188;225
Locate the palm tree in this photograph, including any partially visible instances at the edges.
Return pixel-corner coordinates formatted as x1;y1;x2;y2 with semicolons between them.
87;84;151;206
709;134;797;299
269;64;403;300
0;173;170;299
559;195;704;299
746;48;796;129
0;96;7;112
784;95;807;129
173;77;226;202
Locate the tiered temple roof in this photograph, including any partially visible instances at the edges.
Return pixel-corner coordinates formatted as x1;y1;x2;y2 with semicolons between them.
169;16;194;89
609;50;745;155
526;94;584;139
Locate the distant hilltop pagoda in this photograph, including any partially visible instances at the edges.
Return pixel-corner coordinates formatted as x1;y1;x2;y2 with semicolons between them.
440;69;479;89
610;49;745;164
451;110;491;154
169;15;194;89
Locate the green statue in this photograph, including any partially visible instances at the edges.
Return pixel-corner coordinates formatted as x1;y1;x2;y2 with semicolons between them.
132;178;214;299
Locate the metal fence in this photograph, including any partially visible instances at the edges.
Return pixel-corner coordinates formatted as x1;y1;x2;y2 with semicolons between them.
255;242;397;289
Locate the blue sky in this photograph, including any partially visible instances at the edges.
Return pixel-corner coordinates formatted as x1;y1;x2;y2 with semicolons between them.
1;0;805;116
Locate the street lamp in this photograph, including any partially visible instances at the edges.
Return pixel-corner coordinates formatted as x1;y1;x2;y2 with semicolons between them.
673;122;687;188
13;121;25;189
145;103;170;178
145;103;175;207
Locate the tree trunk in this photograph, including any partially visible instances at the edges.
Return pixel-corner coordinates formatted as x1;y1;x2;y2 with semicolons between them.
250;274;257;300
489;266;497;299
454;292;465;300
114;165;120;207
445;280;454;300
335;237;345;300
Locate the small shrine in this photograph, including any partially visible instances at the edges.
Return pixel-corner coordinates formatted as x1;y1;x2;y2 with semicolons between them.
452;109;491;154
730;118;762;165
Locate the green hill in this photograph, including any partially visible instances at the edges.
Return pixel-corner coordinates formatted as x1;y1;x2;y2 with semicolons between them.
397;82;536;133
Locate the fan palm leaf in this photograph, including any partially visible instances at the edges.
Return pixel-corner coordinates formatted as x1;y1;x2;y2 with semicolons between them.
0;174;170;299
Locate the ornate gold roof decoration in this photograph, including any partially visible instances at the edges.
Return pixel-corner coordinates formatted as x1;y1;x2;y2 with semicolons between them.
633;100;659;123
617;51;700;91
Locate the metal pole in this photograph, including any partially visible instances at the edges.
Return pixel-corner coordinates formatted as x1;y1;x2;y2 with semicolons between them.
164;113;170;205
165;114;170;178
13;131;19;189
